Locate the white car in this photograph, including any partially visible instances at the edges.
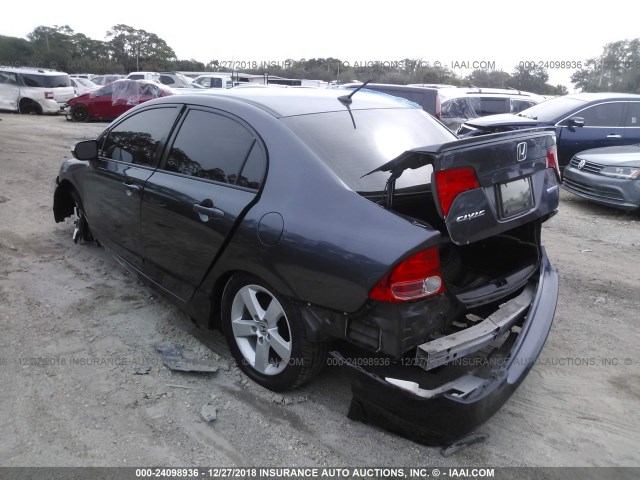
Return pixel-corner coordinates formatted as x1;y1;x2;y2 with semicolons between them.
0;67;74;114
126;71;161;83
70;77;100;95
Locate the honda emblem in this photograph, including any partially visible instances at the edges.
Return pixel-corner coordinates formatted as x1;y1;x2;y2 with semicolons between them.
516;142;527;161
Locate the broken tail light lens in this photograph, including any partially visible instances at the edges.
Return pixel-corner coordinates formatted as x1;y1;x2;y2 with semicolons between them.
546;144;562;183
434;167;480;217
369;247;444;302
435;94;441;119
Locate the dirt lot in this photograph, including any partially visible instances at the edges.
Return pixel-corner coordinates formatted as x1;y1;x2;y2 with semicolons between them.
0;112;639;468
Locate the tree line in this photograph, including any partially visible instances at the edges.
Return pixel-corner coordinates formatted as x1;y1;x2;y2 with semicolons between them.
1;25;639;95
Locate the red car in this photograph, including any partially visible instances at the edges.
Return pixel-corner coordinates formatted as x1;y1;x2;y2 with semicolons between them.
67;79;173;122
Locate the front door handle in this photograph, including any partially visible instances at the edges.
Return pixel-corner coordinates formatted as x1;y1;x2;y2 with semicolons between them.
606;134;622;139
194;201;225;220
123;182;141;196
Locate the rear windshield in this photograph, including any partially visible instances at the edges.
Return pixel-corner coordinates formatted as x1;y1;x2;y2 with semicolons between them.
282;108;455;193
517;96;586;121
20;73;71;88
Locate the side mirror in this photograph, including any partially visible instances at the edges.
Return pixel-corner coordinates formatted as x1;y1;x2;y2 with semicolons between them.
568;117;585;129
72;140;98;160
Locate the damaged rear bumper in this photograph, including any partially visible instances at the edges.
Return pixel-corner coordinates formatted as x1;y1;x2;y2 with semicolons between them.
335;247;558;445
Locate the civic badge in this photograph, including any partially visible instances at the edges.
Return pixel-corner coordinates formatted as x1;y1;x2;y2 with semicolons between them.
516;142;527;161
577;159;586;170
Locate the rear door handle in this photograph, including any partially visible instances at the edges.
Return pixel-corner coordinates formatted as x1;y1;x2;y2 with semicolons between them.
123;182;141;196
606;134;622;139
193;202;225;220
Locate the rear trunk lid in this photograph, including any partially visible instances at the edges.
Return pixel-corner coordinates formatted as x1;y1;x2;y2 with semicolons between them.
368;128;560;246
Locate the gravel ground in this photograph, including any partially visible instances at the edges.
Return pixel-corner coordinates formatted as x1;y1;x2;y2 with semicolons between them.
0;112;639;467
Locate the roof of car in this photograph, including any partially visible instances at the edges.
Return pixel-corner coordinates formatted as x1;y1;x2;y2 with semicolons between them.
166;87;419;117
562;92;640;101
341;83;437;92
0;67;68;76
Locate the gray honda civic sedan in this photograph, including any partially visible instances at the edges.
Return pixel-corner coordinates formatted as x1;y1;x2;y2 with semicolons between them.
54;87;561;443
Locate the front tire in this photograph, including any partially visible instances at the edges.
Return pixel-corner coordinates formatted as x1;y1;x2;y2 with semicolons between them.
71;192;94;244
221;273;327;391
70;105;90;122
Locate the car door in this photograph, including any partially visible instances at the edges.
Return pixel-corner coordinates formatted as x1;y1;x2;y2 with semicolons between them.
140;107;267;301
89;84;115;118
80;106;180;269
0;71;20;111
556;101;626;164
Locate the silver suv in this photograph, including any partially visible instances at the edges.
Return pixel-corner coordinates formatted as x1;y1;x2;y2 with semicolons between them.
438;87;544;131
0;67;75;114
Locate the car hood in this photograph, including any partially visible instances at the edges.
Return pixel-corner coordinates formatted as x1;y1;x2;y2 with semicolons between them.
69;92;91;104
464;113;548;128
575;145;640;165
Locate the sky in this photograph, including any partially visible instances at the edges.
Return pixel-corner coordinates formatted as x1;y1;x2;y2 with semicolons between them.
3;0;638;92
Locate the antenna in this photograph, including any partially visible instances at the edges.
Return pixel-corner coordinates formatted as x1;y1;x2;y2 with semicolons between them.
337;80;371;106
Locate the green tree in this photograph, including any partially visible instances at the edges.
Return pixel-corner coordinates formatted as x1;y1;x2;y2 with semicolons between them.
464;69;512;88
106;24;176;73
571;39;640;93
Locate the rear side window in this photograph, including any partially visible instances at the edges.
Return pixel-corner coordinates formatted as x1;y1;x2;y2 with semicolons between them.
20;73;71;88
624;102;640;127
128;75;143;80
163;110;258;186
0;71;18;85
159;75;175;85
101;107;177;167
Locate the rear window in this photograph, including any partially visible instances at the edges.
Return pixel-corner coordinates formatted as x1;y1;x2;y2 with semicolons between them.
20;73;71;88
282;108;455;193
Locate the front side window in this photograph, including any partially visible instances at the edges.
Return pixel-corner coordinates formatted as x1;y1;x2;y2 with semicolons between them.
578;103;625;127
164;110;256;185
159;75;175;85
101;107;177;166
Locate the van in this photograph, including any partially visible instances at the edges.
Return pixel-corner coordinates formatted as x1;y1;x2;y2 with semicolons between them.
0;67;75;114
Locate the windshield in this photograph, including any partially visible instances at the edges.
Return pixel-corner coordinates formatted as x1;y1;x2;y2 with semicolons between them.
77;78;96;87
282;108;455;193
21;73;71;88
516;96;587;121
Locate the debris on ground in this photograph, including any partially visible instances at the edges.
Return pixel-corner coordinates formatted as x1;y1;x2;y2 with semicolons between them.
440;433;489;457
134;365;152;375
157;343;219;373
201;403;218;422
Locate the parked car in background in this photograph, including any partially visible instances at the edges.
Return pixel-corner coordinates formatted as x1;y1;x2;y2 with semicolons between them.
457;93;640;167
70;77;100;95
191;74;233;89
341;84;543;131
67;79;173;122
158;72;193;88
0;67;74;114
563;145;640;210
437;87;544;131
126;71;161;83
91;74;125;86
54;88;560;443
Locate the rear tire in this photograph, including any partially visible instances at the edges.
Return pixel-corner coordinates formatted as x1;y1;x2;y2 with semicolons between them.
221;273;327;391
70;105;90;122
19;98;42;115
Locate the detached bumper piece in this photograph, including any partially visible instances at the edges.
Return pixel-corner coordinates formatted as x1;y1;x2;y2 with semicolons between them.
335;248;558;446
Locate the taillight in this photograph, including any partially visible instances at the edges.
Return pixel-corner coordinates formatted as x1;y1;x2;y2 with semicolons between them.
369;247;444;303
45;91;54;100
434;167;480;217
435;95;441;119
546;145;562;183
